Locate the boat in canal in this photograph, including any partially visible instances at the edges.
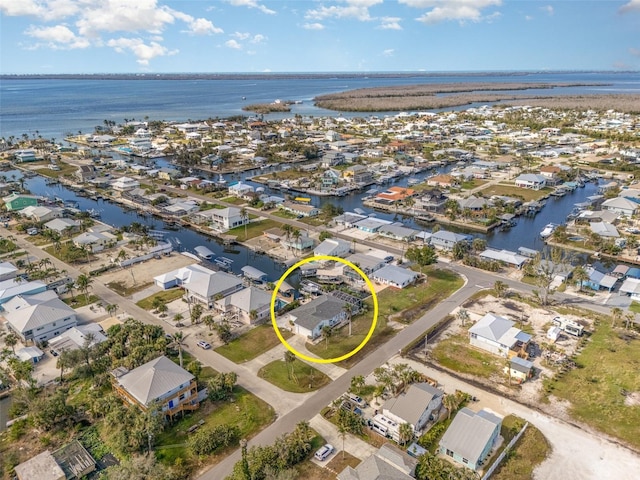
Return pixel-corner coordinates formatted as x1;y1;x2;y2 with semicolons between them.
540;223;557;239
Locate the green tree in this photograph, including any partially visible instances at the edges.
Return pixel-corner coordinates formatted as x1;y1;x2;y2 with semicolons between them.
611;306;623;329
191;303;204;324
456;308;470;327
493;280;508;298
214;320;233;344
398;422;414;446
172;331;186;368
75;273;93;300
405;245;437;273
573;265;589;293
4;332;18;353
349;375;365;395
322;325;333;350
284;350;297;382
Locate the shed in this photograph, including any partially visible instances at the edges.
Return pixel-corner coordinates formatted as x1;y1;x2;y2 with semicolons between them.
241;265;268;283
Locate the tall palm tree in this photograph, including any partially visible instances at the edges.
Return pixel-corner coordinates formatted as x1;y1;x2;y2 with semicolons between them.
343;303;352;337
75;274;93;300
284;350;296;382
239;207;249;241
457;308;470;327
611;307;623;329
173;331;185;367
291;229;301;256
398;422;414;446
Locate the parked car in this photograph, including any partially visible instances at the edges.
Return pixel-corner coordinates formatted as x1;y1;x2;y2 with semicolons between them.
314;444;334;461
197;340;211;350
345;393;368;408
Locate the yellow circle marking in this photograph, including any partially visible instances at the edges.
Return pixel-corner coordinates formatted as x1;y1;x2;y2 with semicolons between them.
270;255;379;364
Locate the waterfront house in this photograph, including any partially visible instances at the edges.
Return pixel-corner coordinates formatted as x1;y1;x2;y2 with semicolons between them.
214;286;272;324
334;212;367;227
478;249;529;269
288;294;347;339
228;182;255;198
4;290;77;343
321;151;345;168
20;205;63;223
378;224;418;242
314;238;352;257
619;277;640;298
322;169;341;189
44;218;81;235
0;262;18;282
382;382;444;434
111;176;140;192
73;230;117;252
343;165;373;184
158;167;180;181
280;201;319;217
337;444;416;480
14;149;37;162
0;278;48;309
590;221;620;238
75;165;97;182
111;355;199;419
602;197;638;218
3;193;38;211
354;217;393;233
505;357;534;383
427;174;457;188
282;232;315;252
376;187;416;203
468;313;531;358
48;325;107;355
371;265;419;289
192;206;247;231
416;189;448;212
514;173;547;190
342;253;386;284
153;265;244;309
539;165;562;179
430;230;471;251
438;408;502;471
579;266;618;292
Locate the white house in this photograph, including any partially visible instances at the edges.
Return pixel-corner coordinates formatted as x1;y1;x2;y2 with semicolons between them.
111;176;140;192
215;286;272;324
192;207;247;231
4;290;78;343
0;262;18;282
73;230;117;252
314;238;352;257
228;182;254;198
382;383;444;434
602;197;638;218
372;265;419;289
288;295;347;339
514;173;547;190
468;313;531;358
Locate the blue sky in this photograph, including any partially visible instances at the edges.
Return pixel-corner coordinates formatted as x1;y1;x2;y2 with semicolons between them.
1;0;639;73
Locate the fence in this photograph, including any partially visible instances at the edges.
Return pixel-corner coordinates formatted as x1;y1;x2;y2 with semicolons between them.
118;242;173;267
481;422;529;480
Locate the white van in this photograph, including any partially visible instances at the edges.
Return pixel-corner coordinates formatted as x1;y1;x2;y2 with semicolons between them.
345;393;368;408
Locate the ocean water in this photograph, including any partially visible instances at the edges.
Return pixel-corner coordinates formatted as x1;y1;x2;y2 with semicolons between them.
1;71;638;140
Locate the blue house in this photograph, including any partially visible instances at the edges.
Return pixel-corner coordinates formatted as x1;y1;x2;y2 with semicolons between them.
579;266;618;292
439;408;502;471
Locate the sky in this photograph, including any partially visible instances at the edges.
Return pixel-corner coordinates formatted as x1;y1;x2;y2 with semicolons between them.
1;0;639;73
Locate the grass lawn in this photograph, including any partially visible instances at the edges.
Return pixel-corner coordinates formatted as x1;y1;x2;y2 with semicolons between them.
258;359;331;393
272;210;298;219
630;301;640;314
62;293;99;308
227;219;282;242
308;267;463;367
155;386;275;465
34;162;77;178
299;216;327;227
105;280;154;297
476;184;553;202
492;416;550;480
549;322;640;449
220;196;247;206
215;324;293;363
295;451;360;480
431;332;504;379
136;287;184;310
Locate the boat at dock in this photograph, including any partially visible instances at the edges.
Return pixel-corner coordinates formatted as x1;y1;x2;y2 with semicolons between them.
195;245;215;260
540;223;557;239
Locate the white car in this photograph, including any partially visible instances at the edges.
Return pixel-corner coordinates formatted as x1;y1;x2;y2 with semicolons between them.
197;340;211;350
314;444;334;461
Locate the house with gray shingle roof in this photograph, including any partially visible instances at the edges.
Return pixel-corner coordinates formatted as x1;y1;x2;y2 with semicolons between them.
288;294;347;339
382;382;443;434
439;408;502;471
337;444;417;480
111;355;199;417
215;286;272;324
468;313;531;358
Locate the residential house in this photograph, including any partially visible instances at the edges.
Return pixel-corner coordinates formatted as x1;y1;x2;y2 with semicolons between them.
539;165;562;179
579;266;618;292
44;217;81;235
153;265;243;309
192;207;248;231
515;173;547;190
416;189;448;212
506;357;534;383
468;313;531;358
590;221;620;238
280;201;319;217
4;290;77;343
48;324;107;355
0;278;48;308
378;224;418;242
75;165;97;182
343;253;386;283
619;277;640;298
73;229;117;252
288;294;347;339
157;167;180;181
337;444;417;480
353;217;393;233
479;249;529;269
14;450;66;480
14;149;37;162
215;286;272;324
21;205;63;223
427;174;458;188
430;230;471;251
0;262;18;282
314;238;352;257
111;176;140;192
376;187;416;203
334;212;367;227
282;232;315;252
372;265;419;289
320;151;345;168
602;197;638;218
322;169;341;189
3;193;38;211
382;383;443;434
343;165;373;184
111;355;199;418
438;408;502;471
228;182;255;198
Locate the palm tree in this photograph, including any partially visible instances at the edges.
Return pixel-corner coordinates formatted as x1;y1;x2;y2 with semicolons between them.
106;303;118;317
442;393;459;420
173;331;185;367
75;274;93;300
66;279;77;302
611;307;623;328
239;207;249;241
457;308;470;327
625;313;635;330
398;422;414;446
343;303;352;336
572;265;589;293
284;350;296;382
338;424;347;460
322;325;332;350
4;332;18;353
291;229;302;255
493;280;508;298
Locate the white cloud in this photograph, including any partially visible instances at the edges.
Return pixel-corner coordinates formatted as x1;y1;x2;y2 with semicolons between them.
232;32;252;40
540;5;553;16
303;22;325;30
0;0;80;20
305;0;383;21
225;39;243;50
382;48;394;57
619;0;640;13
525;15;533;21
226;0;275;15
378;16;402;30
107;37;177;65
399;0;502;24
25;24;90;49
251;34;266;44
76;0;176;37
